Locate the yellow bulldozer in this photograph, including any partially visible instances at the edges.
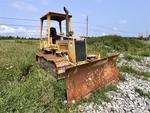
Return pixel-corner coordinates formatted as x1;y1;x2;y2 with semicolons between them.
36;7;120;104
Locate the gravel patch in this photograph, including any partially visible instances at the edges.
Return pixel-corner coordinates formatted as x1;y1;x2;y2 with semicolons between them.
118;57;150;73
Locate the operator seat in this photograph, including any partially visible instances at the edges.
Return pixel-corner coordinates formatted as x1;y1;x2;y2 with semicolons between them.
50;27;58;44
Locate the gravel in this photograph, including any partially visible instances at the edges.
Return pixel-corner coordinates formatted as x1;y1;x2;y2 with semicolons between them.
118;57;150;73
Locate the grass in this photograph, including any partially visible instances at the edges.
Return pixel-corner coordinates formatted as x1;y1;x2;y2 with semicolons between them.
87;35;150;58
84;84;118;104
135;87;150;99
119;65;150;79
124;54;143;62
119;65;138;74
137;49;150;57
140;72;150;78
124;54;134;61
146;64;150;68
120;73;126;81
0;36;149;112
0;40;69;113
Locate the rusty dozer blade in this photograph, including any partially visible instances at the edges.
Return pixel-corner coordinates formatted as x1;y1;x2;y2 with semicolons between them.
65;54;120;104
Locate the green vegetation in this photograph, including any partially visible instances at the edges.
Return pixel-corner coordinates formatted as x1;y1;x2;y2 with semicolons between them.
0;35;149;112
85;84;118;104
124;54;143;62
119;65;138;74
124;54;134;61
140;72;150;78
146;64;150;68
120;73;126;81
0;40;69;113
119;65;150;78
87;35;150;58
135;87;150;99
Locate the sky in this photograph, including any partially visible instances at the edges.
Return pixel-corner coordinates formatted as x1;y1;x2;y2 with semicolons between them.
0;0;150;37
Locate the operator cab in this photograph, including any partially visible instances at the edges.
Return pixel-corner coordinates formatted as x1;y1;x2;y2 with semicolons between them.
40;11;73;48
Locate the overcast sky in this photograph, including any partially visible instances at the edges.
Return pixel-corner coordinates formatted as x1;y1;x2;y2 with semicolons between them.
0;0;150;37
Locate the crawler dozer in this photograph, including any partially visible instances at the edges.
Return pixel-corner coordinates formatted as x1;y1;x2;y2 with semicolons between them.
36;7;120;104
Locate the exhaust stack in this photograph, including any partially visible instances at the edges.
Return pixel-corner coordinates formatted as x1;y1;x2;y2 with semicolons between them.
64;7;69;37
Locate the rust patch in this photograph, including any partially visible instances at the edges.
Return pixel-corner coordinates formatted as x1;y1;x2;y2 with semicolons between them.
65;55;120;104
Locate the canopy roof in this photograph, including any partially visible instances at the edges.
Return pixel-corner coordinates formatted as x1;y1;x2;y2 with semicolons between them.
40;12;72;21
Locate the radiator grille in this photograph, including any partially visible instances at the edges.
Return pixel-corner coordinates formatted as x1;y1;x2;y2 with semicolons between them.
75;40;86;62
